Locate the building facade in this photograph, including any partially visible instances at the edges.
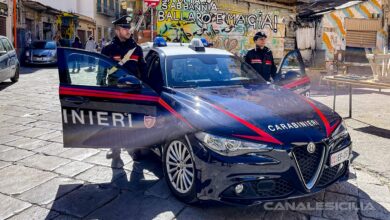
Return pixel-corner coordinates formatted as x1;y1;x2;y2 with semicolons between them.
33;0;126;46
17;0;61;48
155;0;298;58
0;0;11;39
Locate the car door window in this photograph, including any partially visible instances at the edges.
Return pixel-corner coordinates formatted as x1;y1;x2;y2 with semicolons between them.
1;39;13;52
64;51;129;87
276;50;305;81
144;55;164;93
0;40;6;52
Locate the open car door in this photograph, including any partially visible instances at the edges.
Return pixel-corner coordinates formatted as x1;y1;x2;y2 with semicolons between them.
274;50;311;96
57;48;163;149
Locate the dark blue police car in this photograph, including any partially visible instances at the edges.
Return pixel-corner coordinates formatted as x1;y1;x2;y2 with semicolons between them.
57;38;351;205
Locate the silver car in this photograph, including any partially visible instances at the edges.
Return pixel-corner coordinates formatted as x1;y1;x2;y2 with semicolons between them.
24;40;57;65
0;35;19;83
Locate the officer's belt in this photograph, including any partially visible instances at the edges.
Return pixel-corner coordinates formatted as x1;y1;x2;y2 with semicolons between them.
107;47;136;75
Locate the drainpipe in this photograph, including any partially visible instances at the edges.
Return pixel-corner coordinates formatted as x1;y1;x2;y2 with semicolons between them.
13;0;17;50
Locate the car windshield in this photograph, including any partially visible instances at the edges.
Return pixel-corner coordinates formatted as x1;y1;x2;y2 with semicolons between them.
166;55;266;88
31;41;56;49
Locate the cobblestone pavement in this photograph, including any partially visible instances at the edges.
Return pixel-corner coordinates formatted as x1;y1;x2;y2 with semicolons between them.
0;67;389;220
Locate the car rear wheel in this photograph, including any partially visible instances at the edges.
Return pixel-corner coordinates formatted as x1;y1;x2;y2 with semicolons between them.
163;139;198;204
11;65;19;82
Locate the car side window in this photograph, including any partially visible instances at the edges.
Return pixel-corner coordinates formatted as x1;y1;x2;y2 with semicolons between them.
1;39;13;52
275;50;305;82
0;40;6;52
144;55;164;93
65;51;128;87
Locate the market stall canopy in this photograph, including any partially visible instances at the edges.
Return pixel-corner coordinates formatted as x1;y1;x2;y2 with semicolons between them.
297;0;366;17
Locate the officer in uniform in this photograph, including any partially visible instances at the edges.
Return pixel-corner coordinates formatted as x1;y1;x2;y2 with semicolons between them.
97;15;146;86
245;32;277;82
101;15;147;160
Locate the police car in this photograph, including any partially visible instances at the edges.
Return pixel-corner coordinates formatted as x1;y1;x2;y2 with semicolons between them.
57;38;351;205
142;38;311;97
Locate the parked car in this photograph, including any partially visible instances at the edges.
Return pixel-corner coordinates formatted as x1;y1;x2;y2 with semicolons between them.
0;35;19;83
56;38;351;205
142;40;311;97
24;40;57;65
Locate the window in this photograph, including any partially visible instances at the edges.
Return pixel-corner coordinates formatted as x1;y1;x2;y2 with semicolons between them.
144;55;164;92
166;55;265;88
66;52;127;87
97;0;102;12
31;41;56;49
97;27;102;43
109;0;114;10
277;51;305;81
1;38;13;51
103;0;108;12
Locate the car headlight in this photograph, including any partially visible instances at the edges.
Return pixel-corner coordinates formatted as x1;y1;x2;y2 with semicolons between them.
331;121;349;140
195;132;273;156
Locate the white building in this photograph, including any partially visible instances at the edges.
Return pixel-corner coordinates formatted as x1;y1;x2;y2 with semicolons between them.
0;0;12;40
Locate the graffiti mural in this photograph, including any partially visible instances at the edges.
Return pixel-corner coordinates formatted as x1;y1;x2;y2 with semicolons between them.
156;0;289;57
321;0;384;61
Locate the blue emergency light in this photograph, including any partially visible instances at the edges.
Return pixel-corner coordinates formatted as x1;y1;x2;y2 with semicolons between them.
153;37;167;47
200;38;209;47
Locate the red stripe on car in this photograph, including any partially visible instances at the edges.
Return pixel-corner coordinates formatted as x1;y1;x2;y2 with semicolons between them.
302;97;331;137
283;76;311;89
330;119;341;134
209;103;283;145
158;98;194;129
59;86;193;129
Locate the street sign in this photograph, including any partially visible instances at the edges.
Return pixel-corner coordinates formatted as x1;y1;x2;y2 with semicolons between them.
144;0;159;8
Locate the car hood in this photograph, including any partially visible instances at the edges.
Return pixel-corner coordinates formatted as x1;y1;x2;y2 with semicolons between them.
30;49;56;56
163;84;341;145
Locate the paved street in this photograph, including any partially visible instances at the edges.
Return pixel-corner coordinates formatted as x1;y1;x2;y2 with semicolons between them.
0;67;389;220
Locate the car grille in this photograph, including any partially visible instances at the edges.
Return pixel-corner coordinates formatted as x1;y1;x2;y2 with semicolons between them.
317;162;347;187
293;144;324;185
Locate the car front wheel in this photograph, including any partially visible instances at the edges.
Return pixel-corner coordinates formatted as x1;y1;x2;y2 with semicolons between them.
11;65;19;83
163;139;198;204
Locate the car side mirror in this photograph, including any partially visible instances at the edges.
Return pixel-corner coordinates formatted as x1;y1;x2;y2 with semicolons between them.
117;76;142;91
0;50;7;56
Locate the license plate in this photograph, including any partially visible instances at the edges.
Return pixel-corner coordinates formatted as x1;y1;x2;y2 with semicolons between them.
35;57;43;61
330;147;350;167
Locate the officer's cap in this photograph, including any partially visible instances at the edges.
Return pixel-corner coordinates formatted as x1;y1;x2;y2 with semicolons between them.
112;15;132;28
253;31;267;41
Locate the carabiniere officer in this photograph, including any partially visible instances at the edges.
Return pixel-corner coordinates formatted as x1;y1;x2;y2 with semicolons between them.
245;31;277;82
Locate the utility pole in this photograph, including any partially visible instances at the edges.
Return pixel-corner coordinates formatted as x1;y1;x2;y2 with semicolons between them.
13;0;17;50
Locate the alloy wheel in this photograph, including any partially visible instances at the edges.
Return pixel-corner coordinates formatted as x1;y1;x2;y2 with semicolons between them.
165;140;195;194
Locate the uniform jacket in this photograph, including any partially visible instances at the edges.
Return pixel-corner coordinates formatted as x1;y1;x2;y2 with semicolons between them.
101;36;146;79
245;46;277;81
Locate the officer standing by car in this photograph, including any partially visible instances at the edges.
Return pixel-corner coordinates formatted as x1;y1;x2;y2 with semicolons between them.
99;15;147;160
245;32;277;82
97;15;146;86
